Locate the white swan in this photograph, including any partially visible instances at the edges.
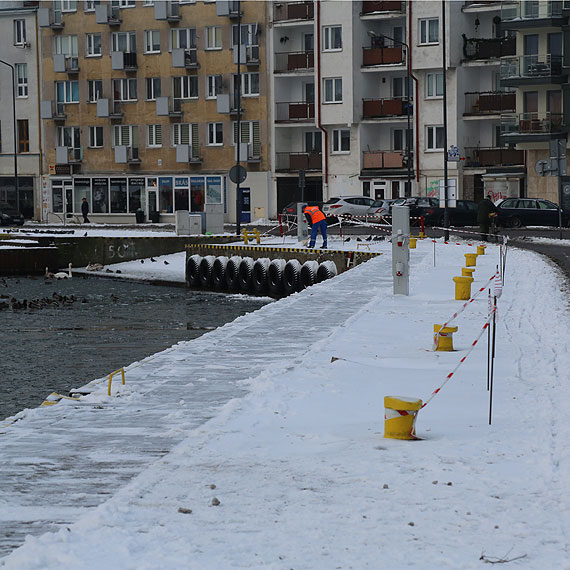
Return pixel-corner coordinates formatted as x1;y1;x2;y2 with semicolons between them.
45;267;55;280
54;263;72;280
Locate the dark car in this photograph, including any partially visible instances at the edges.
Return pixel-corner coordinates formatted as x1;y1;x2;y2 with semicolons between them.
392;197;441;225
281;201;323;217
449;200;479;226
496;198;570;228
0;202;25;226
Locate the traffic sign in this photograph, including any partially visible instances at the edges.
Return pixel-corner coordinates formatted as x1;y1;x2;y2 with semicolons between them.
229;164;247;184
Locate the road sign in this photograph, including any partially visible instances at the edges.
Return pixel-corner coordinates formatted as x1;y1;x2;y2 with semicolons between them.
447;145;460;162
229;164;247;184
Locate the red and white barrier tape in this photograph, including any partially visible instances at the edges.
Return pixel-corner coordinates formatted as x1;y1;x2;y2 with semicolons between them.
423;309;495;409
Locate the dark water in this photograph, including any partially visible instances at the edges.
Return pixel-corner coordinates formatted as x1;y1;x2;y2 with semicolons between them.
0;276;270;421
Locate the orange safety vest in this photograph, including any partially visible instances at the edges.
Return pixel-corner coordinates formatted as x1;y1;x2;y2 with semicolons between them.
304;205;325;224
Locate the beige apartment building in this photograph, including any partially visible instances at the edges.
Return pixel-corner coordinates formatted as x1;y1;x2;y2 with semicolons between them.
38;0;270;224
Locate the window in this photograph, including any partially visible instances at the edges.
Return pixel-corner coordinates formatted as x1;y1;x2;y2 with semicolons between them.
146;77;161;101
392;76;409;99
56;81;79;103
232;23;259;48
208;123;223;146
419;18;439;45
113;124;138;147
173;123;198;146
143;0;154;5
112;0;135;6
17;120;29;152
57;126;80;148
111;31;136;53
88;126;103;148
13;19;26;46
54;35;78;56
144;30;160;53
323;26;342;51
88;79;103;102
241;73;259;96
205;26;222;50
56;0;77;11
171;28;197;50
84;1;100;12
206;75;222;99
15;64;28;98
113;78;137;101
425;72;443;98
324;78;342;103
147;124;162;147
426;125;444;150
305;131;322;153
332;129;350;153
393;128;410;151
232;120;261;157
86;33;102;57
173;76;198;99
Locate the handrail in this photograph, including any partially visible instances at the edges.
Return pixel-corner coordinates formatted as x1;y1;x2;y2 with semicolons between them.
108;367;125;396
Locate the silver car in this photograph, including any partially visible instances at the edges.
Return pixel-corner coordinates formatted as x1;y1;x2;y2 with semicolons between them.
322;196;378;218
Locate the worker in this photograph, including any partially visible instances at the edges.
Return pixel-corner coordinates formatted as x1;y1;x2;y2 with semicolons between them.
477;193;498;242
304;204;327;249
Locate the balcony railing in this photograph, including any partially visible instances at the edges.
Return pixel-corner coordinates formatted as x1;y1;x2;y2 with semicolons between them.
363;150;407;169
500;54;563;80
463;0;502;7
502;0;563;21
361;1;404;14
172;48;198;68
362;97;409;118
463;147;524;167
463;36;515;61
275;152;322;172
274;51;314;72
464;91;516;115
501;112;565;135
362;46;405;67
275;101;315;122
274;1;314;22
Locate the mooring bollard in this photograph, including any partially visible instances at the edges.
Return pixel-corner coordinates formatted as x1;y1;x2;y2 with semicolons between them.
409;237;417;249
453;275;474;300
461;267;475;278
384;396;423;440
433;323;459;351
477;245;486;256
464;253;477;267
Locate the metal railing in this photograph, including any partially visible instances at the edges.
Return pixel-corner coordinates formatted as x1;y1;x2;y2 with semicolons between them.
275;152;322;172
463;146;524;167
275;101;315;122
500;54;562;80
500;112;565;135
464;91;516;114
462;36;516;60
362;150;408;169
274;1;314;22
502;0;562;21
362;45;405;67
362;97;408;118
274;51;314;72
361;1;404;14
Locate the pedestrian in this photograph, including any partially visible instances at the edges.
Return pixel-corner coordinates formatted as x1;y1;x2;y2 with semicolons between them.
304;204;327;249
81;197;90;223
477;193;497;241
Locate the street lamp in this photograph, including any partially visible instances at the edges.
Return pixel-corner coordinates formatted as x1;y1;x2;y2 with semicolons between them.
0;59;19;210
367;31;412;198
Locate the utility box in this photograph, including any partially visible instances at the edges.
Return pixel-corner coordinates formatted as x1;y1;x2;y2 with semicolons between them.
175;210;191;235
297;202;308;242
188;214;202;234
392;205;410;296
205;204;224;234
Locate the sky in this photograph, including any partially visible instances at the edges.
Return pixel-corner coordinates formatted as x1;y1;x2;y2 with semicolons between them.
1;233;569;569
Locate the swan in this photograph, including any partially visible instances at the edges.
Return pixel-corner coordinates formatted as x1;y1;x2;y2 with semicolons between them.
45;267;54;279
54;263;72;280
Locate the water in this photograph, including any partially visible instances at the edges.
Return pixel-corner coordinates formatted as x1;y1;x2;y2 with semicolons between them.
0;276;270;421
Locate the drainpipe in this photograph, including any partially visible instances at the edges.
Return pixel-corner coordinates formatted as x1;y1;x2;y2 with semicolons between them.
408;0;420;186
35;10;44;221
316;0;329;197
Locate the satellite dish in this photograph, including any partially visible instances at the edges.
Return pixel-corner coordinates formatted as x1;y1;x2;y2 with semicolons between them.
534;159;550;176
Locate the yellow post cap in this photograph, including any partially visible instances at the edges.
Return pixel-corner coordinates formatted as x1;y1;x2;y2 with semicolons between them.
433;324;458;334
384;396;423;411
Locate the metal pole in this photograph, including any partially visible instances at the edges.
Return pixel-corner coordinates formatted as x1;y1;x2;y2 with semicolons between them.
441;0;449;241
235;0;242;236
0;60;19;210
406;41;412;198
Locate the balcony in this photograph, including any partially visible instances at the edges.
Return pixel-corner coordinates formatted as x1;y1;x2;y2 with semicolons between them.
40;101;66;121
502;0;565;28
38;7;64;29
216;0;242;18
463;1;502;11
464;91;516;115
274;51;314;73
234;45;260;66
176;145;202;164
275;101;315;123
154;0;181;22
95;4;122;25
55;146;82;165
361;1;405;15
463;146;524;168
115;146;140;164
156;96;183;118
501;112;566;142
362;46;405;68
275;152;322;172
172;48;199;69
500;54;564;86
362;97;409;118
53;54;79;74
273;2;314;22
462;36;515;61
362;150;407;169
111;51;137;71
97;99;123;120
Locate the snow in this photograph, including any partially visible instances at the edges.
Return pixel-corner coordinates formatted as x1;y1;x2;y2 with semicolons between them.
2;236;570;569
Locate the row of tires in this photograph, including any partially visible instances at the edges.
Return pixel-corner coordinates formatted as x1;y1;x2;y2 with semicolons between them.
186;255;338;296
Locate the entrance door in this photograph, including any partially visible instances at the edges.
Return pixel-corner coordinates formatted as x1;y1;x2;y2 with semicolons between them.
239;187;251;223
147;190;157;218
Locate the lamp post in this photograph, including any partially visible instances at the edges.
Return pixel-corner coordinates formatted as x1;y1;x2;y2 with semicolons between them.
367;31;412;197
235;0;242;236
0;59;19;209
441;0;450;241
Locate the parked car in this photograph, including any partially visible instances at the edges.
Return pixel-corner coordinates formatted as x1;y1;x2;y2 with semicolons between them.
391;197;441;225
449;200;479;226
495;197;570;228
370;199;396;216
281;201;323;217
322;196;377;218
0;202;25;226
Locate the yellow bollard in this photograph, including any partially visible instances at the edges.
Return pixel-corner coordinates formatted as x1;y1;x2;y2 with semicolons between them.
433;324;459;351
453;275;474;300
461;267;475;278
464;253;477;267
384;396;423;440
477;245;486;256
419;231;426;239
409;237;417;249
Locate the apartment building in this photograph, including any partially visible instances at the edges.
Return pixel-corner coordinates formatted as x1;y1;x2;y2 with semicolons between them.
0;1;41;220
38;0;270;224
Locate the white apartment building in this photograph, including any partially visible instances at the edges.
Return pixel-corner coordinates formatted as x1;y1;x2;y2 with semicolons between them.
0;1;41;220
